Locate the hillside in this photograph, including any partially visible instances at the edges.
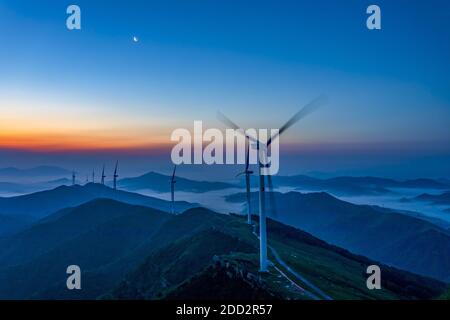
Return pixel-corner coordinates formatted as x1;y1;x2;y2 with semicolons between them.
0;213;34;237
161;255;282;300
110;212;445;300
119;171;234;193
226;191;450;282
0;183;196;220
109;229;257;299
0;199;445;300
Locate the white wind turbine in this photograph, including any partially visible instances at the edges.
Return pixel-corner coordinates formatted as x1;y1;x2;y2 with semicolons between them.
218;96;326;271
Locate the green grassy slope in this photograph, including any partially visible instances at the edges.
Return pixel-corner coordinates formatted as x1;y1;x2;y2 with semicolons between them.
437;287;450;300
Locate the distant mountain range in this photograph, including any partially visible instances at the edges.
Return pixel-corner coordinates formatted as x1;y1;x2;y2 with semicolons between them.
0;182;36;194
0;178;75;196
0;166;70;179
119;171;235;193
0;199;444;299
1;167;447;198
0;183;196;229
117;171;450;197
226;191;450;282
413;191;450;205
252;175;450;196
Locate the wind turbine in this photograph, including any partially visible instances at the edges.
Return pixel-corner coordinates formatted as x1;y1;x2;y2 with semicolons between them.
101;164;106;185
218;96;326;272
72;170;76;186
113;161;119;190
236;143;253;225
170;165;177;214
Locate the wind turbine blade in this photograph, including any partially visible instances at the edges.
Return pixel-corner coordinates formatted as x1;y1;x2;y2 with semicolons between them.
267;95;327;146
217;111;259;144
114;161;118;174
217;111;240;130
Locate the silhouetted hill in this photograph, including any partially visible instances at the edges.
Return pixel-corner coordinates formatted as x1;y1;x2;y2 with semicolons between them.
0;199;444;300
0;183;196;220
0;199;168;267
119;171;234;193
0;199;173;299
226;191;450;282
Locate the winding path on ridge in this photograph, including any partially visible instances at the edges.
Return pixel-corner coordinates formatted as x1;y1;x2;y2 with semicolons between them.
268;245;333;300
251;228;333;300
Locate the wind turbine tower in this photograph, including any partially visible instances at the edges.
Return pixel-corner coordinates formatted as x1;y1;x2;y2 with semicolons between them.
236;144;253;225
72;171;76;186
113;161;119;190
170;165;177;214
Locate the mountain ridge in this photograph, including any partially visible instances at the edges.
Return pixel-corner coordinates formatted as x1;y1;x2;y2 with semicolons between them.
0;183;196;220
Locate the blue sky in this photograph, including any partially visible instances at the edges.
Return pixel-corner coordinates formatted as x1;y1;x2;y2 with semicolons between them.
0;0;449;177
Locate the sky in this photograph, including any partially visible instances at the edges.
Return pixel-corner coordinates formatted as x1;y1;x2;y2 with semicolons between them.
0;0;449;178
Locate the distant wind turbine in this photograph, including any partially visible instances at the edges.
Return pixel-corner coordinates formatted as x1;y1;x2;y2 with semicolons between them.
72;170;76;186
101;164;106;185
113;161;119;190
218;95;326;272
170;165;177;214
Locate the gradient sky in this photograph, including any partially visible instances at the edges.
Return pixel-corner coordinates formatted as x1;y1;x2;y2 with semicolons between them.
0;0;449;177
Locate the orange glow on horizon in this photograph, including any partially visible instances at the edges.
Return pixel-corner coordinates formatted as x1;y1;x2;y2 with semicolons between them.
0;130;173;152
